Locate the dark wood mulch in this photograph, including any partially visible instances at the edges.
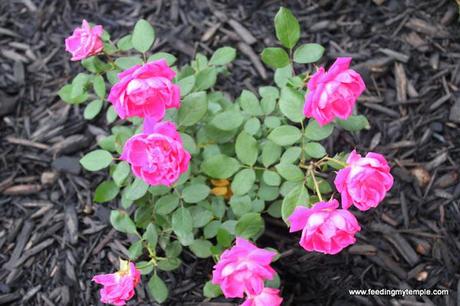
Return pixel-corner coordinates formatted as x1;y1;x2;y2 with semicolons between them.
1;0;460;305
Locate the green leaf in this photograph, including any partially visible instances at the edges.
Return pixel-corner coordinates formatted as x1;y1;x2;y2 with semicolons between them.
94;181;119;203
177;75;196;97
172;207;193;243
239;90;262;116
177;91;207;127
235;212;264;239
209;47;236;66
203;281;222;298
261;141;282;167
261;47;290;68
202;154;241;179
117;34;133;51
189;239;213;258
304;142;326;158
191;206;213;228
231;169;256;196
281;184;308;223
337;115;370;131
112;161;130;187
92;75;106;99
267;200;282;218
106;105;118;123
143;223;158;249
274;7;300;49
180;133;197;155
110;210;137;234
263;170;281;186
281;147;302;164
114;56;143;70
217;228;234;247
155;194;180;215
148;52;177;65
182;183;210;203
81;56;111;73
165;241;183;258
80;150;112;171
293;43;325;64
230;195;252;217
304;119;334;141
274;64;293;87
275;163;304;181
71;73;90;99
195;67;217;91
125;178;149;201
83;99;103;120
132;19;155;53
136;261;154;275
279;87;304;123
244;118;261;135
128;240;143;260
268;125;302;146
204;220;221;239
264;116;281;129
211;111;244;131
157;258;181;271
235;131;258;166
148;274;168;303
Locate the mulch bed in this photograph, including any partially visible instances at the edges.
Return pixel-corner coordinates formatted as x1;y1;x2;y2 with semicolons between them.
1;0;460;305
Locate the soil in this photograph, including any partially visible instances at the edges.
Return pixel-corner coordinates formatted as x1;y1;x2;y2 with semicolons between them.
1;0;460;305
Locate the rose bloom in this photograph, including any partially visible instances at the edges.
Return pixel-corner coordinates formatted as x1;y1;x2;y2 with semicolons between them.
92;260;140;306
241;288;283;306
212;237;277;298
65;20;104;61
304;57;365;126
121;120;190;186
335;150;393;211
288;199;360;255
108;59;180;121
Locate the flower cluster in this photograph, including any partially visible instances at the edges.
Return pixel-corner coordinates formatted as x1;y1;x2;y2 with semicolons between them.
63;10;394;306
212;238;282;306
287;58;393;255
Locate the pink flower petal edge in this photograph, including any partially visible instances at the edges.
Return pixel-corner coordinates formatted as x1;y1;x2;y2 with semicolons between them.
65;19;104;61
92;260;141;305
304;57;366;126
335;150;393;211
288;199;361;255
212;237;277;298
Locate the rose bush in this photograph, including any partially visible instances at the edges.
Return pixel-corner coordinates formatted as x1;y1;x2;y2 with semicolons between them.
60;7;393;305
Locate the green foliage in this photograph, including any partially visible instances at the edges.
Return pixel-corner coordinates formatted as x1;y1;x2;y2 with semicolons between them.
94;181;119;203
209;47;236;66
274;7;300;49
80;150;112;171
64;11;371;298
293;43;325;64
337;115;370;131
132;19;155;53
201;155;241;179
148;274;168;303
110;210;137;234
261;47;290;68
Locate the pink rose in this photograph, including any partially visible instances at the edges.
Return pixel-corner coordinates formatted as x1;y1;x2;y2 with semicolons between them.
304;57;365;126
108;59;180;120
288;199;360;255
212;237;277;298
65;20;104;61
334;150;393;211
241;288;283;306
121;120;190;186
92;260;140;306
